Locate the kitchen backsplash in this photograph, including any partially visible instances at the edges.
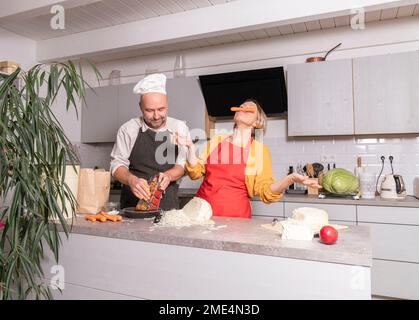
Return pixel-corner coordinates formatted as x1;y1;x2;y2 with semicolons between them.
75;119;419;195
215;119;419;195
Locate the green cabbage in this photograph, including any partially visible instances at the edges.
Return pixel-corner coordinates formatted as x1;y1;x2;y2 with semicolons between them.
322;168;359;194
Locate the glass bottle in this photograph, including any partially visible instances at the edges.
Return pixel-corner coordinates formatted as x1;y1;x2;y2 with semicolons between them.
288;166;295;190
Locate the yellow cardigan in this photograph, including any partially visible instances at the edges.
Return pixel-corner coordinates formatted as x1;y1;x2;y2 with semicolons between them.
185;135;283;203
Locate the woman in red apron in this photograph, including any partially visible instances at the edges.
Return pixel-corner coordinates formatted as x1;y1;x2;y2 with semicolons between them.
175;99;321;218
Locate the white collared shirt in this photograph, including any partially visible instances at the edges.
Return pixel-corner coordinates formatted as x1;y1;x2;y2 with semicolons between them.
110;117;190;175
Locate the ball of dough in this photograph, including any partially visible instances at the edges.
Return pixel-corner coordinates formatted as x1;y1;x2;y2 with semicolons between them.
182;197;213;223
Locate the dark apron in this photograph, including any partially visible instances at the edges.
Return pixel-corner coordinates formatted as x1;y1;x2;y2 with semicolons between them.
120;128;179;210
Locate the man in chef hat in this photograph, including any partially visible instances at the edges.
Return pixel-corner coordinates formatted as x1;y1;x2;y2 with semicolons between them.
110;73;190;210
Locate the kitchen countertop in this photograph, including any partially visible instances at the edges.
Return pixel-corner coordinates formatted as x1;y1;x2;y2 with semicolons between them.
176;188;419;208
64;215;372;267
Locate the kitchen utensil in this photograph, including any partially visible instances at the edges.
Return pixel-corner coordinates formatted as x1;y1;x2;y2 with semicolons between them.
306;43;342;63
380;174;406;199
136;175;163;211
377;156;406;200
307;178;320;195
312;163;324;178
306;163;315;178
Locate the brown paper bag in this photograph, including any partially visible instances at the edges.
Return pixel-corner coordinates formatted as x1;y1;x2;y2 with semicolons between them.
77;168;110;214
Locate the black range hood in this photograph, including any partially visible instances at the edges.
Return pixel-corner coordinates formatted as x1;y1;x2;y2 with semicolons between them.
198;66;287;118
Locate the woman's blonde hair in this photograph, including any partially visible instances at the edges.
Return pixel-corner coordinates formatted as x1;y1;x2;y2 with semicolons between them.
243;98;267;136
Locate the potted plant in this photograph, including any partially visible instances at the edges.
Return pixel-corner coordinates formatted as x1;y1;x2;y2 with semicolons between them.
0;61;101;299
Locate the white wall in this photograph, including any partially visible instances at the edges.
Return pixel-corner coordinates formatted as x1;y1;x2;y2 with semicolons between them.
76;16;419;194
0;27;36;70
0;27;37;207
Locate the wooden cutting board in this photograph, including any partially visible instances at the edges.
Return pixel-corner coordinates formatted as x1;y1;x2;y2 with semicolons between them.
261;222;348;235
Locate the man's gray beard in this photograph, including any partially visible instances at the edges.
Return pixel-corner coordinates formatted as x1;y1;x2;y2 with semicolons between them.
145;117;167;130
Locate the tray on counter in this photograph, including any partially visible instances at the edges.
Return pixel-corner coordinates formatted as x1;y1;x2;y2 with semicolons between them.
318;192;360;200
120;207;162;219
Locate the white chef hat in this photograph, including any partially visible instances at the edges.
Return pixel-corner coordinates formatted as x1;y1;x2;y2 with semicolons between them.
133;73;167;95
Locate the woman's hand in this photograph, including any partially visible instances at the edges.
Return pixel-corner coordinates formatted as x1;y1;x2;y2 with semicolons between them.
291;173;322;189
172;132;198;166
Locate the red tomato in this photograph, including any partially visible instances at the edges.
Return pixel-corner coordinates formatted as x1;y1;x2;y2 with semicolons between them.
319;226;338;245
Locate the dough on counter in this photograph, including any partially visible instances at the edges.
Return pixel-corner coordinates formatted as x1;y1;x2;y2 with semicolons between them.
157;197;214;228
182;197;213;223
158;209;192;227
291;207;329;231
280;219;314;241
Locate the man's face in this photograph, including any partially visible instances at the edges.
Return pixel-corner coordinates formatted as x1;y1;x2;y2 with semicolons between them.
140;93;168;129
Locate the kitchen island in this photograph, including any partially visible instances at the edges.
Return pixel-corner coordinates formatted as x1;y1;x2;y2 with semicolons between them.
42;216;372;300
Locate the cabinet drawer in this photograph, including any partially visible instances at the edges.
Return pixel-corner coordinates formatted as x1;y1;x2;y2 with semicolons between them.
372;259;419;299
358;206;419;225
284;202;356;222
251;201;284;218
358;222;419;263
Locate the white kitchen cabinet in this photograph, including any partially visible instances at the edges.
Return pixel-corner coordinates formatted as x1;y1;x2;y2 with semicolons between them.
358;222;419;263
357;205;419;225
284;202;357;222
357;205;419;299
353;51;419;134
250;200;284;217
81;86;118;143
117;83;141;127
287;59;354;136
372;259;419;300
166;76;206;138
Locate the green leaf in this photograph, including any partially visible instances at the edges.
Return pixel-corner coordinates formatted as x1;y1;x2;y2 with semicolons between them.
0;60;100;300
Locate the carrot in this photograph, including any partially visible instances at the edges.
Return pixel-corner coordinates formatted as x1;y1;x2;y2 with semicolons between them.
85;215;97;222
99;212;120;222
115;215;122;221
230;107;257;112
95;214;107;222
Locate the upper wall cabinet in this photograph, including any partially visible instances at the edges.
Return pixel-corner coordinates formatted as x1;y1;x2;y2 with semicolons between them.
353;51;419;134
166;76;206;136
117;83;141;128
81;86;118;143
81;76;206;143
287;59;354;136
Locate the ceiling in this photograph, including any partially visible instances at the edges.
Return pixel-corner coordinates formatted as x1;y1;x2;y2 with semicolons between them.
1;1;418;62
0;0;237;40
78;4;419;62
